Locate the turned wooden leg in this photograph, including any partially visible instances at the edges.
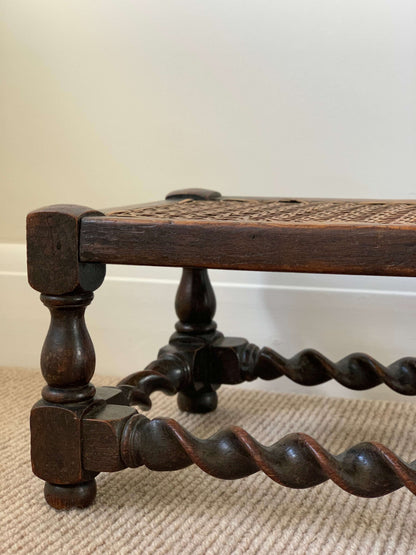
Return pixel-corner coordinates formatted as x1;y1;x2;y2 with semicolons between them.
119;268;223;413
27;205;105;509
119;267;244;414
174;267;220;413
32;292;98;509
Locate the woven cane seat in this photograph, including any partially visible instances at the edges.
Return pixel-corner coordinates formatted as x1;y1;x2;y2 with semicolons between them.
79;193;416;276
106;198;416;226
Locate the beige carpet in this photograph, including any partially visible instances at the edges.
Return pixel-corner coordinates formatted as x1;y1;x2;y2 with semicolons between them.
1;366;416;554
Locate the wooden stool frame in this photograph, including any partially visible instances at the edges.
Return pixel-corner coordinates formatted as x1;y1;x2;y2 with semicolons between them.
27;189;416;509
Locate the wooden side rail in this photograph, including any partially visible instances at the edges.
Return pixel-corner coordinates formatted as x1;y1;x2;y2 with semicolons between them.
78;191;416;275
79;218;416;276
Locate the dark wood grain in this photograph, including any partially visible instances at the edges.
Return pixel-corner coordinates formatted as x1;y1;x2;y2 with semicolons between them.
40;292;97;403
82;401;137;472
44;481;97;510
174;268;217;334
80;218;416;276
210;342;416;393
27;204;106;295
31;400;97;485
173;268;220;412
119;413;416;497
31;290;101;509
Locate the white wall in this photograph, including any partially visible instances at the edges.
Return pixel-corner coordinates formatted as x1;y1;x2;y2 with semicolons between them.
2;2;416;401
2;1;416;242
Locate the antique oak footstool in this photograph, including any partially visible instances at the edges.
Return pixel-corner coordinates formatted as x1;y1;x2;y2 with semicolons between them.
27;189;416;510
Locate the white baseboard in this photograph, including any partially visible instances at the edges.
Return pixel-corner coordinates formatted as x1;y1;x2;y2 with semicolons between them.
2;242;416;402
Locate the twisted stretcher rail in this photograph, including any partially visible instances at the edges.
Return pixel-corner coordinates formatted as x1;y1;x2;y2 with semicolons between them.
121;414;416;498
117;346;416;498
249;348;416;394
118;357;185;410
118;348;416;410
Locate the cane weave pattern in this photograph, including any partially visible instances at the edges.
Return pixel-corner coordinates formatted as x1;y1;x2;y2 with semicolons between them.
107;199;416;226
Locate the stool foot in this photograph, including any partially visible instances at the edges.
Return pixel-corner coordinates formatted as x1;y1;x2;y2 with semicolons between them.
44;480;97;510
177;389;218;413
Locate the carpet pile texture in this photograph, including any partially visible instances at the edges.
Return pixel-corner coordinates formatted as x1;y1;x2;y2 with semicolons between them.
1;366;416;554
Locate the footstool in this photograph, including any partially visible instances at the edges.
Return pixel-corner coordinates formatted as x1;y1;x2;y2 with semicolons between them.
27;189;416;510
